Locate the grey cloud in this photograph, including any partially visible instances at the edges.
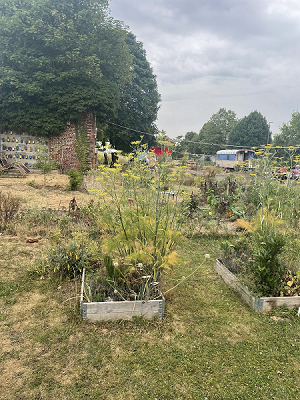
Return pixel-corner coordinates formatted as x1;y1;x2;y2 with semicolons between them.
109;0;300;137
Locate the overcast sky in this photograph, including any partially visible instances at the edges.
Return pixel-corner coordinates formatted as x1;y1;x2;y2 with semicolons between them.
109;0;300;139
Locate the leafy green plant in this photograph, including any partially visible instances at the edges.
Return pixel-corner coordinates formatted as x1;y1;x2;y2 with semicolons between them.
26;180;36;187
181;154;188;166
280;270;300;296
86;146;185;299
104;254;121;281
36;155;56;186
67;168;83;191
74;125;90;173
47;241;89;280
181;191;202;218
251;228;285;296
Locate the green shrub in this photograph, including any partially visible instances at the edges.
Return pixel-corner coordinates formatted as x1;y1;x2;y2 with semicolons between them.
67;168;83;191
104;254;115;280
251;229;285;296
47;241;89;280
182;174;195;186
26;180;36;187
181;155;188;166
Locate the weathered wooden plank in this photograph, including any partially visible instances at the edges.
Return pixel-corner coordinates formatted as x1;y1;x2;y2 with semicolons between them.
260;297;300;312
86;310;159;321
85;300;161;314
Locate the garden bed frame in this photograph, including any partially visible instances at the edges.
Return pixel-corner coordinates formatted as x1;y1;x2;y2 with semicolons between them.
80;268;165;321
215;259;300;312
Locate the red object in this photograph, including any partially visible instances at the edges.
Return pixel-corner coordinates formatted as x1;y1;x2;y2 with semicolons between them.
149;146;172;156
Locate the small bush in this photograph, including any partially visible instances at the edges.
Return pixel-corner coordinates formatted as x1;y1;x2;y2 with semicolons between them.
67;169;83;191
0;191;22;232
47;241;89;280
182;174;195;186
181;192;202;218
251;229;285;296
26;180;36;187
181;155;188;166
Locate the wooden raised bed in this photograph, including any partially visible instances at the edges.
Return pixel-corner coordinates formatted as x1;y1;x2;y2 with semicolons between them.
80;268;165;322
215;259;300;312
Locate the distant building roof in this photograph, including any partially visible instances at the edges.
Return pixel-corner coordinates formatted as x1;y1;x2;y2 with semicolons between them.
216;149;254;154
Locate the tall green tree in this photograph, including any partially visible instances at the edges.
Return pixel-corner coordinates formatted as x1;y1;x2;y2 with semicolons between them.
175;108;238;157
228;111;271;147
209;108;239;142
199;122;225;154
0;0;132;135
273;111;300;147
173;131;198;156
106;32;160;153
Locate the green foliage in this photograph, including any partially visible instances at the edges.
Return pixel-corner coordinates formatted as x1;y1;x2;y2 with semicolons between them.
229;111;270;147
274;110;300;147
89;152;184;283
243;183;261;207
0;0;131;134
36;150;57;186
199;177;239;215
281;270;300;296
186;131;202;154
0;191;21;232
26;180;36;187
67;168;83;191
74;125;90;173
47;241;89;280
209;108;239;142
180;192;202;218
198;122;223;155
181;154;188;166
175;109;238;155
104;255;115;280
273;111;300;159
36;158;54;175
251;228;285;296
85;256;163;301
105;32;160;152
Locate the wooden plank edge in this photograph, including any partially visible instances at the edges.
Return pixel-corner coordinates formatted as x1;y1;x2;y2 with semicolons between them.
215;259;300;313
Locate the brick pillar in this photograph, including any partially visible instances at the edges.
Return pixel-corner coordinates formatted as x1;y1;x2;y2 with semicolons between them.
49;113;97;172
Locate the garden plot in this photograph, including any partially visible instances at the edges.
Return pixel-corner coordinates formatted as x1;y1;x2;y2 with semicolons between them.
215;258;300;312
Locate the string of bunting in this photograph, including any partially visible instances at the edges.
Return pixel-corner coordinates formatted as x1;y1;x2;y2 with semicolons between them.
106;121;300;151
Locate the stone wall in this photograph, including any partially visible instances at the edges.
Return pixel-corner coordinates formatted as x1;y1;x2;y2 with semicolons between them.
0;113;97;171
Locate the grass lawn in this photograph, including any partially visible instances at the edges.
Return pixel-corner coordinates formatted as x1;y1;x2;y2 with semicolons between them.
0;174;300;399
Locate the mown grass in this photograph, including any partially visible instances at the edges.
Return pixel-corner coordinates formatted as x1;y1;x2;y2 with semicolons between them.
1;176;300;399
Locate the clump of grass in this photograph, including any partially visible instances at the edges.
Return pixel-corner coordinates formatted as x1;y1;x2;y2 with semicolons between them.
0;191;22;232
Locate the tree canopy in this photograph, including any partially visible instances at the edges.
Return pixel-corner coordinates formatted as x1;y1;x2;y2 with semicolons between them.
174;108;237;156
209;108;239;143
103;32;160;152
273;111;300;148
228;111;271;147
0;0;160;146
198;121;226;154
